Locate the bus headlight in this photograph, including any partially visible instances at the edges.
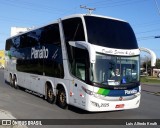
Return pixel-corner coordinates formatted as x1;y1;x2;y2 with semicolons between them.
81;86;94;95
81;86;105;99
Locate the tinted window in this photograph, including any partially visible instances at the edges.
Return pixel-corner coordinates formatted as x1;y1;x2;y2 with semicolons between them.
41;24;63;77
40;24;61;45
43;43;64;78
20;30;41;48
62;18;85;42
15;23;64;78
5;39;12;50
62;18;90;82
68;47;90;82
84;16;138;49
62;18;85;62
12;36;21;49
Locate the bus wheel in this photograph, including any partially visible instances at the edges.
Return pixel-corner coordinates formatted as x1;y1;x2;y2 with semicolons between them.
57;88;68;109
13;76;18;89
9;75;13;87
47;86;55;104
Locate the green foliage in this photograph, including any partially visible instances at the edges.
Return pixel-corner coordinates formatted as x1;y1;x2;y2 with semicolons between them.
156;59;160;69
140;76;160;84
142;60;151;69
143;59;160;69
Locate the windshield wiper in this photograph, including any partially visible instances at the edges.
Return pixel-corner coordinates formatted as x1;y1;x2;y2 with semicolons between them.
101;81;109;85
91;81;108;86
72;24;80;40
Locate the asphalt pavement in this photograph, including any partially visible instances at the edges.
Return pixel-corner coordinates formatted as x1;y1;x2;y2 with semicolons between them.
141;83;160;95
0;70;28;128
0;83;159;119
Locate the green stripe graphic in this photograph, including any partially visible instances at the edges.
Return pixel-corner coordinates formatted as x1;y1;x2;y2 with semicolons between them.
97;88;110;96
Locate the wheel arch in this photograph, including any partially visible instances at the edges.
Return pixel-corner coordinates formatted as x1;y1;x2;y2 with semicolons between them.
9;72;13;79
45;80;55;100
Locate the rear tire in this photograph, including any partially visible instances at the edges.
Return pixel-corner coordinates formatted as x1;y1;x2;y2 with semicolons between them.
47;86;55;104
13;76;18;89
9;75;13;87
57;88;68;109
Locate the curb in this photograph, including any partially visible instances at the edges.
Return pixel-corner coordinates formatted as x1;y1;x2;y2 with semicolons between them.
0;109;15;119
0;109;28;128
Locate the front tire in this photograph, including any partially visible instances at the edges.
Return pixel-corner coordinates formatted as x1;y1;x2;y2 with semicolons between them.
57;88;68;109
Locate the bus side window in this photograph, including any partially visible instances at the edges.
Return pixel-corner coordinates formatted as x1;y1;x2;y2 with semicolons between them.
62;17;85;42
40;24;61;45
75;63;85;81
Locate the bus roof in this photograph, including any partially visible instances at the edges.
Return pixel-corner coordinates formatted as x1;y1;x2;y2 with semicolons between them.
61;14;126;22
7;14;127;39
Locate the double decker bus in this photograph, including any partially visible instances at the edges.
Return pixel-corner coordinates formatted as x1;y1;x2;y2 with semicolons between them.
4;14;140;111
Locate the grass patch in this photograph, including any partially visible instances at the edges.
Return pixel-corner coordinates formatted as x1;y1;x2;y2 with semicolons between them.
140;76;160;84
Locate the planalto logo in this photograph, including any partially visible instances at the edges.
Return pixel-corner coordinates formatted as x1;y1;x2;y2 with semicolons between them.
31;46;48;59
125;89;137;95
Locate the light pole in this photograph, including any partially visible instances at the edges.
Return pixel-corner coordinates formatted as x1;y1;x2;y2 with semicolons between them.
80;5;96;15
144;55;149;76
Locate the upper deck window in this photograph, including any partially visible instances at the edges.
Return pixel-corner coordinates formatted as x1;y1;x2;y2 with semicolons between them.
84;16;138;49
62;17;85;42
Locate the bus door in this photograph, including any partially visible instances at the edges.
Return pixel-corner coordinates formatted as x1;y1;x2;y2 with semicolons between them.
70;62;86;107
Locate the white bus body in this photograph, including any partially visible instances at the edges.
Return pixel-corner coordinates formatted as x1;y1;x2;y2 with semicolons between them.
4;14;141;112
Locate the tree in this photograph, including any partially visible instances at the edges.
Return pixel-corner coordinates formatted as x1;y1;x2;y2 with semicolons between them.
143;59;160;69
156;59;160;69
142;58;160;76
142;60;151;75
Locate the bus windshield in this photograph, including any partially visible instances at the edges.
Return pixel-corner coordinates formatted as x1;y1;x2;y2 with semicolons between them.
91;53;140;86
84;16;138;49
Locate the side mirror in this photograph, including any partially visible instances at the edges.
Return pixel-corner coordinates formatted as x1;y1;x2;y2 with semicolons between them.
69;41;96;63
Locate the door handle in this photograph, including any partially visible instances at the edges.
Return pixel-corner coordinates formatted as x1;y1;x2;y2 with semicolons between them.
75;83;77;87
